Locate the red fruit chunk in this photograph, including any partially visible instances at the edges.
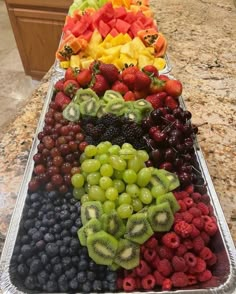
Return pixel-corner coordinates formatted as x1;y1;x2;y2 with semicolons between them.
144;248;157;263
135;260;151;277
172;256;187;272
141;274;155;290
193;257;206;273
123;276;136;292
122;65;139;79
184;252;197;267
183;239;193;250
54;79;64;91
111;80;129;95
123;74;136;90
143;65;159;77
183;197;194;208
171;272;188;288
204;221;218;236
92;74;109;95
174;221;192;238
206;253;217;266
63;80;79;98
116;278;123;289
162;232;180;249
144;236;158;249
65;67;79;81
149;77;166;94
197;270;212;282
192;217;204;230
182;211;193;223
152;255;160;269
154;270;165;285
176;244;187;257
174;191;189;200
185;184;194;194
189;207;202;217
157;259;173;277
124;91;135;101
164;79;182;98
190;224;200;238
191;192;202;203
162;278;172;291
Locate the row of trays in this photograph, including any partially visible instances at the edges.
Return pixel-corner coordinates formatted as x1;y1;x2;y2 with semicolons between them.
0;3;236;294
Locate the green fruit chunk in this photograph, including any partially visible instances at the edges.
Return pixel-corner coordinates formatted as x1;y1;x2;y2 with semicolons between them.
101;211;125;239
103;90;123;103
74;88;99;104
124;109;142;123
153;169;180;191
148;202;174;232
133;99;153;113
77;218;102;246
62;102;80;122
81;201;103;225
156;192;180;214
80;98;99;117
105;99;125;115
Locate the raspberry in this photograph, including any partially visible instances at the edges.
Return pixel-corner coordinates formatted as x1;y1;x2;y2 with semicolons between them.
190;224;200;238
116;278;123;289
192;217;204;229
135;277;141;289
123;276;136;291
178;200;187;212
201;215;212;223
144;236;158;249
174;191;189;200
135;260;151;277
162;232;180;249
174;212;183;223
154;270;165;285
200;231;210;245
197;202;209;215
181;211;193;223
189;207;202;217
174;220;192;238
171;272;188;287
193;236;205;252
194;257;206;273
200;247;213;260
201;193;210;204
187;274;197;285
185;185;194;194
184;252;197;267
162;278;172;291
197;269;212;282
152;255;160;269
144;248;157;263
191;192;202;203
172;256;187;272
183;239;193;249
141;274;155;290
176;244;187;257
206;253;217;266
183;197;194;208
158;245;174;260
204;221;218;236
157;259;173;277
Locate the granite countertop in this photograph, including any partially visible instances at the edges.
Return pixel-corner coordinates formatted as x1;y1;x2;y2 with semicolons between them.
0;0;235;257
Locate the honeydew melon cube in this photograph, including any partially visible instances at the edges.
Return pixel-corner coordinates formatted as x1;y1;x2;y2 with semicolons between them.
138;54;153;68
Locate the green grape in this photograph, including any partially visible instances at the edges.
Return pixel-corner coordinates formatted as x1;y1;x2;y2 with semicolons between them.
117;204;133;219
122;169;137;184
99;176;113;190
98;153;109;164
139;188;153;204
105;187;118;201
113;170;123;180
119;148;136;160
109;155;126;171
122;143;134;149
82;171;88;179
137;150;149;162
118;192;132;205
88;185;106;202
128;155;144;173
81;194;89;204
71;173;84;188
136;167;152;187
97;141;111;154
113;179;125;193
103;200;116;213
126;184;140;198
81;159;101;173
151;185;168;198
132;198;143;212
108;145;121;155
84;182;90;193
80;152;87;163
100;163;114;177
73;187;85;200
87;172;101;185
84;145;97;157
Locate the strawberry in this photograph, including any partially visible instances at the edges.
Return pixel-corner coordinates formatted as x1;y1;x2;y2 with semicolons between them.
165;96;179;109
134;71;151;91
124;91;135;101
121;65;139;79
134;90;147;100
146;94;164;109
54;79;64;92
122;73;136;90
99;63;119;84
91;74;109;95
111;81;129;95
76;69;92;87
149;77;166;94
63;80;80;98
158;74;170;82
65;67;79;81
164;79;183;97
54;91;71;108
142;65;159;77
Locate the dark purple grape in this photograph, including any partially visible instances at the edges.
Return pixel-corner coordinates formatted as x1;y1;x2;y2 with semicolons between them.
151;149;162;162
151;109;163;123
164;148;176;161
179;172;192;186
168;136;179;146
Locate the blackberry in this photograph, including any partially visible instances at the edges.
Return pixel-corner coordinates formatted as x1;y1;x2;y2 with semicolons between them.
85;135;95;145
101;126;120;141
111;136;126;146
97;113;121;126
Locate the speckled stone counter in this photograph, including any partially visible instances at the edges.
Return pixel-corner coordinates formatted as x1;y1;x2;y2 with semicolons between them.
0;0;235;257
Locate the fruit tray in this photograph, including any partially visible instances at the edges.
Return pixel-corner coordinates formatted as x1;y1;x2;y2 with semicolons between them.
0;73;236;294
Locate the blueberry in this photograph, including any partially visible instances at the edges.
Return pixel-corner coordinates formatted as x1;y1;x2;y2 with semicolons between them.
21;244;34;258
27;208;37;218
51;256;60;265
61;229;70;238
46;203;54;211
108;282;117;291
62;257;71;270
17;254;24;263
53;263;63;276
24;275;36;290
28;228;37;236
13;244;21;255
45;263;52;272
106;271;117;282
93;280;102;291
30;193;41;202
38;211;44;220
69;277;79;290
34;220;42;229
70;212;78;220
53;224;62;233
62;204;69;210
39;226;48;234
47;211;55;219
103;280;109;290
70;226;78;236
75;218;82;227
31;201;41;209
36;240;45;251
56;240;63;246
82;281;92;293
21;235;30;244
65;192;72;200
89;260;97;271
48;191;58;200
63;219;73;229
23;220;34;230
40;253;49;265
71;256;80;266
70;198;78;205
49;272;57;281
42;218;50;227
32;231;43;242
65;267;76;279
44;233;55;243
29;259;43;274
60;245;69;257
60;210;70;221
58;275;69;292
55;233;61;240
54;199;62;206
77;271;86;283
48;218;56;226
87;271;96;281
45;280;58;292
45;243;59;257
37;270;48;285
54;206;61;212
78;259;88;271
63;236;72;246
70;239;80;250
17;264;29;276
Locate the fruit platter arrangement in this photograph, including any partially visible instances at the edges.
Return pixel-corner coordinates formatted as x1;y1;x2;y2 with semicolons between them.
0;0;236;293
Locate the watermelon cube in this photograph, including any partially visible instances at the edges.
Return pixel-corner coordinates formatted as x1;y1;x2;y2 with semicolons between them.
110;28;119;37
98;20;111;38
130;20;144;36
115;19;130;34
114;6;127;19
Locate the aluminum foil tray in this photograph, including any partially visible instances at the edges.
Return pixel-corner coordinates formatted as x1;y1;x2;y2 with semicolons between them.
0;75;236;294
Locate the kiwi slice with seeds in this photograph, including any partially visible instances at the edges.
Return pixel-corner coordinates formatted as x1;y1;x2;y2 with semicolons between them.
101;211;125;239
96;102;108;118
73;88;99;104
77;218;102;246
80;98;99;117
124;109;142;123
81;201;103;225
105;99;125;115
103;90;123;103
133;99;153;113
156;192;180;214
109;262;121;271
114;239;140;270
149;174;168;198
147;202;174;232
154;169;180;191
124;213;153;244
87;230;118;265
124;101;134;111
62;102;80;122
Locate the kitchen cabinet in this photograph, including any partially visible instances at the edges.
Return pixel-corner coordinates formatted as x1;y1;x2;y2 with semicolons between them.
5;0;72;80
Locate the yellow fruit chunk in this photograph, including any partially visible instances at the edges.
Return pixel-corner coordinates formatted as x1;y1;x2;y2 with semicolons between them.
98;55;114;64
80;57;94;69
138;54;153;68
60;61;70;69
120;43;134;58
153;58;166;70
70;55;81;68
120;54;137;66
104;45;122;59
110;33;132;46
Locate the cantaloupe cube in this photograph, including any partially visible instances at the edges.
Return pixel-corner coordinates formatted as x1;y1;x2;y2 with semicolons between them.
153;57;166;70
138;54;153;68
70;55;81;68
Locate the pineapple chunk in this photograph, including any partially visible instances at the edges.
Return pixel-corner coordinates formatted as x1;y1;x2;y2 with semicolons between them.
120;42;134;58
153;57;166;70
131;37;146;52
104;45;122;59
80;57;94;69
140;49;153;58
89;29;103;47
70;55;81;68
120;53;138;66
113;59;124;70
101;34;114;48
146;46;155;55
138;54;153;68
98;55;114;64
110;33;132;46
60;61;70;69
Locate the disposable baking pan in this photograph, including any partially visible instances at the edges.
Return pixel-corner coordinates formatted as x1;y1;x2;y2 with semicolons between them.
0;75;235;294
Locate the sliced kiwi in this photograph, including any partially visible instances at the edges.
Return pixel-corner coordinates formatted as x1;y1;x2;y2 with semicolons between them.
147;202;174;232
124;109;142;123
103;90;123;103
133;99;153;113
156;192;180;214
148;174;168;198
80;98;99;117
87;230;118;265
105;99;125;116
81;201;103;225
96;102;108;118
124;213;154;244
154;169;180;191
114;239;140;270
77;218;102;246
109;262;121;271
73;88;99;104
101;211;126;239
62;102;80;122
124;101;135;111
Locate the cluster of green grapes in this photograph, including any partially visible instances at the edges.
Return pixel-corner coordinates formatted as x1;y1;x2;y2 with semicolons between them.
71;142;159;219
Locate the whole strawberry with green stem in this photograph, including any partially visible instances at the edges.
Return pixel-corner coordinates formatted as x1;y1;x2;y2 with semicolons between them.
91;74;109;96
63;80;80;98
